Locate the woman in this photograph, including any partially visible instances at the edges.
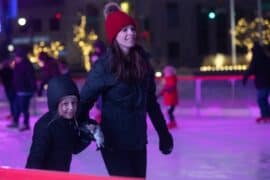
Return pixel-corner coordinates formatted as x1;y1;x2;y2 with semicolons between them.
79;2;173;178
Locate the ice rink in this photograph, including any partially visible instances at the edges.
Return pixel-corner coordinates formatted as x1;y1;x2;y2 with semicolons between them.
1;94;270;180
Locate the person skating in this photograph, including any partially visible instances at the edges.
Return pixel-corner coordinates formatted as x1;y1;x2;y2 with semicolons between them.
243;43;270;123
37;52;60;97
7;47;36;131
0;59;16;120
158;65;178;129
26;76;103;171
78;2;173;178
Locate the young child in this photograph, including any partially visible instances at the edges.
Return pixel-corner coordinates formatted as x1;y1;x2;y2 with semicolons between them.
26;76;102;172
159;65;178;129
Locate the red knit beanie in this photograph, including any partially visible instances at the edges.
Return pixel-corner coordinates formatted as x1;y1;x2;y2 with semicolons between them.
105;11;136;44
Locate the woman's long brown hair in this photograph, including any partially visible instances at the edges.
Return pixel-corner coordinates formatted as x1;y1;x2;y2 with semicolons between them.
110;41;150;83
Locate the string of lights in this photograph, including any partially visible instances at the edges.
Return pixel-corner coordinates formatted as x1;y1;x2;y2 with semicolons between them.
28;41;64;67
200;17;270;72
73;15;98;72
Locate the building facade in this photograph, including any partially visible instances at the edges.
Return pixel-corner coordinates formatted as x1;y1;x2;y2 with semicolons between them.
0;0;106;71
139;0;266;71
0;0;269;72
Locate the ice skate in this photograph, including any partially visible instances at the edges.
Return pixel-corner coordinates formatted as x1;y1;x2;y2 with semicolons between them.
7;122;18;128
19;125;30;132
256;117;270;123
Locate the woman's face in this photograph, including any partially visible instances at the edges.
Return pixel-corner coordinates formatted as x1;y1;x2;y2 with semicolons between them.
58;95;78;119
116;25;136;53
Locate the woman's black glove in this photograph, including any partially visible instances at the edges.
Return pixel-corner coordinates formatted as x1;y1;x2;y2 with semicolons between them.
159;132;173;155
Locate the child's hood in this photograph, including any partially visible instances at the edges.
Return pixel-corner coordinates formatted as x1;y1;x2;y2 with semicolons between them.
47;76;79;112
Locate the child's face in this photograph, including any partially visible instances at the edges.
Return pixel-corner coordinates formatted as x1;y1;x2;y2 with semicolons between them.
58;95;78;119
163;67;175;76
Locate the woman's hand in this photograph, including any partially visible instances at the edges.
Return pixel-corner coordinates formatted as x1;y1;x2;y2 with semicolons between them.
86;124;104;149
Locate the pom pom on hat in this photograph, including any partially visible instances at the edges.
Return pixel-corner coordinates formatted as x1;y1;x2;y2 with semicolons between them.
104;2;136;44
103;2;121;18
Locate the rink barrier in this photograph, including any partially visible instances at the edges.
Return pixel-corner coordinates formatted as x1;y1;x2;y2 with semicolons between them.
156;74;255;116
156;74;254;104
176;75;253;106
3;74;253;116
0;168;144;180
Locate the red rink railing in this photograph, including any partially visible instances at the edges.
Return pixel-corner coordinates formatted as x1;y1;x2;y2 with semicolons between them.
0;168;143;180
157;74;254;102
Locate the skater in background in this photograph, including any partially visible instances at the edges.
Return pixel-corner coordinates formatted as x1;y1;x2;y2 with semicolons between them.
78;2;173;178
0;58;16;120
26;76;102;171
158;65;178;129
37;52;60;96
243;43;270;122
58;58;70;77
7;47;36;131
0;41;16;120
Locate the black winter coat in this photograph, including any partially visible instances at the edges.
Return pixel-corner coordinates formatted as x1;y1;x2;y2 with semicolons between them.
79;48;171;150
243;44;270;89
26;76;91;171
26;113;89;171
13;58;36;93
0;63;13;91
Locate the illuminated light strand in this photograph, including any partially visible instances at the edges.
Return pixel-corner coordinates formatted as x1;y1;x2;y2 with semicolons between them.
73;15;98;71
28;41;64;66
200;18;270;72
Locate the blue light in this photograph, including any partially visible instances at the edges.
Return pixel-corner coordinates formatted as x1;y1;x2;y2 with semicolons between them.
208;12;216;19
8;0;18;19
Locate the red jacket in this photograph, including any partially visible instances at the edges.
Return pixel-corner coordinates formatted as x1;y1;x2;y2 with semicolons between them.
161;75;178;106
